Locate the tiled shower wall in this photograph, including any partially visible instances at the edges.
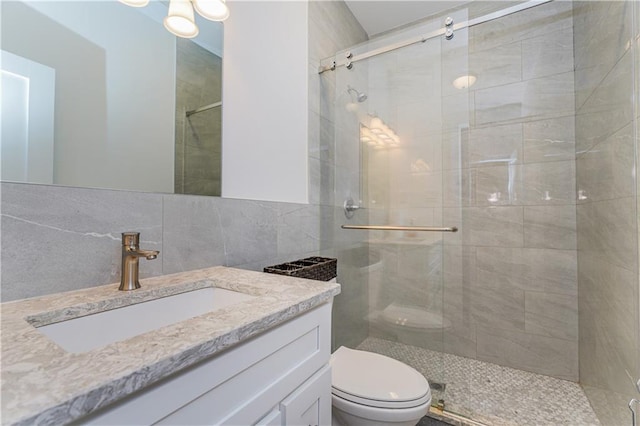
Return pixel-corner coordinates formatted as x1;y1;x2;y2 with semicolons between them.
0;2;368;304
308;1;370;350
442;0;578;381
350;1;579;381
574;1;640;424
174;38;223;197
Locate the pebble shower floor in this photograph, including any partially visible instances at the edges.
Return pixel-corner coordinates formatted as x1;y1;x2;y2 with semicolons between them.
356;337;600;426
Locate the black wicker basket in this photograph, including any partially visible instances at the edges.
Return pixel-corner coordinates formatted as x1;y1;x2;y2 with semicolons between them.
264;256;337;281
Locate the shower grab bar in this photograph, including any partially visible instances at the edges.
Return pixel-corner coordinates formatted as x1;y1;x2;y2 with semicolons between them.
186;101;222;117
341;225;458;232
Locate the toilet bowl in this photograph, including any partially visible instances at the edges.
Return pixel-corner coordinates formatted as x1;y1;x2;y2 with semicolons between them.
330;346;432;426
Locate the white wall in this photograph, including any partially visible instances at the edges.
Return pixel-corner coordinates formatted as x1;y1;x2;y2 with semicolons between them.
0;51;55;184
222;1;309;204
2;2;175;193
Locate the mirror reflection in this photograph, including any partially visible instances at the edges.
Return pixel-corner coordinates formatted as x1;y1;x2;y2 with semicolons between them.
0;1;223;196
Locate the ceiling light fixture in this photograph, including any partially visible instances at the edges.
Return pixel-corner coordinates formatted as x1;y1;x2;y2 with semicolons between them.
360;117;400;149
120;0;229;39
164;0;199;39
452;75;477;90
192;0;230;21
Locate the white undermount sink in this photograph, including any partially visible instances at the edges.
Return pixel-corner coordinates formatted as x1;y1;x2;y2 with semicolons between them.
36;287;255;353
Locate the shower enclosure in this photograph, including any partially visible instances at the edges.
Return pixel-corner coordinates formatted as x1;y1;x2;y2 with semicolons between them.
322;1;640;424
174;38;223;197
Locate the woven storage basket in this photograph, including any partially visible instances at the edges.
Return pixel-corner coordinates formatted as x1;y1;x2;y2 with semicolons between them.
264;256;337;281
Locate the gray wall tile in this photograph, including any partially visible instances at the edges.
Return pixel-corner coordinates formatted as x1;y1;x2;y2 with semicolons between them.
521;25;574;80
474;72;575;126
523;116;575;164
575;51;633;155
577;197;637;272
524;205;577;250
576;123;635;203
476;327;578;381
1;183;163;301
460;206;524;247
525;291;578;341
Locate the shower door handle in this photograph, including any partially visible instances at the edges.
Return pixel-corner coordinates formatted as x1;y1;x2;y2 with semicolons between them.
630;399;639;426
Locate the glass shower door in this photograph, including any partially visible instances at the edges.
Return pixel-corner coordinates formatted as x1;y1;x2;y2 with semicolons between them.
330;17;470;408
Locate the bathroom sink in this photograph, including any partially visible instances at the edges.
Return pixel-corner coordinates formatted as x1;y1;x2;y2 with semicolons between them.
36;287;255;353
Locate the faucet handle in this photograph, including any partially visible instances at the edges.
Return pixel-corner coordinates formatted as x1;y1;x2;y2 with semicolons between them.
122;232;140;248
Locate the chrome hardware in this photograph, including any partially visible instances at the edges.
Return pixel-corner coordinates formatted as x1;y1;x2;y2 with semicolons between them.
119;232;159;291
444;16;454;39
630;399;639;426
445;28;454;40
186;101;222;117
342;225;458;232
317;61;336;74
343;197;360;218
346;61;353;70
345;51;353;59
317;0;552;73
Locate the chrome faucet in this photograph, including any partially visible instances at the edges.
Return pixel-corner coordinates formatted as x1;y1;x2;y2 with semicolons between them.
119;232;160;291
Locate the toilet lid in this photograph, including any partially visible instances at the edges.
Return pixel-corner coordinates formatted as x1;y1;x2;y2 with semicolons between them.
330;346;431;409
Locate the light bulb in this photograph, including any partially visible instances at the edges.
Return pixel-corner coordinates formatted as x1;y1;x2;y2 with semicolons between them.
193;0;230;21
164;0;199;38
118;0;149;7
370;117;383;129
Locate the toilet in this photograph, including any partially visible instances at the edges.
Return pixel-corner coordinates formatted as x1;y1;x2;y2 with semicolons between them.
330;346;432;426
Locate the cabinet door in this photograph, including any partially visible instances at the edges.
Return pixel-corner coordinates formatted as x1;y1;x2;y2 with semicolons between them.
255;409;282;426
280;366;331;426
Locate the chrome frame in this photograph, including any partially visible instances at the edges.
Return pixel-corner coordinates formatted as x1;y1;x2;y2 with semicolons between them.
318;0;553;74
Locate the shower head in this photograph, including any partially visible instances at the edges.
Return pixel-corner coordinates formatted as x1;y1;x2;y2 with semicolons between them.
347;85;368;103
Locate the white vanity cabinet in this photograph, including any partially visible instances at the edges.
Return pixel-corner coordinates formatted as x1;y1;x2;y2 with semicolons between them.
78;302;333;426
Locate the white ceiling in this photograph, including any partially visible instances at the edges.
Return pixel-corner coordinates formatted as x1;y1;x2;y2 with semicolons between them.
344;1;470;37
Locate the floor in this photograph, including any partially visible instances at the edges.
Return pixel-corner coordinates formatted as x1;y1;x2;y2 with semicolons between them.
356;337;601;426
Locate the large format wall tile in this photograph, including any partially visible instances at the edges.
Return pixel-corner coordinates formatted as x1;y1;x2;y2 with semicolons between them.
470;284;525;332
575;51;633;155
215;198;279;267
469;41;522;91
521;25;574;80
523;115;575;164
475;247;577;295
578;252;638;395
524;205;577;250
573;1;633;108
465;123;523;168
575;1;639;421
525;291;578;341
1;183;163;301
460;206;524;247
475;72;575;126
470;0;573;53
476;327;578;381
162;195;226;274
577;197;637;272
520;161;576;205
576;123;635;203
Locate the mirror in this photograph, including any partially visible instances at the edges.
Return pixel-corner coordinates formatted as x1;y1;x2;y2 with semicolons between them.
0;0;223;196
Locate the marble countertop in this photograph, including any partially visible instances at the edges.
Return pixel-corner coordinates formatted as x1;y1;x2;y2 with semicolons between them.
1;266;340;425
